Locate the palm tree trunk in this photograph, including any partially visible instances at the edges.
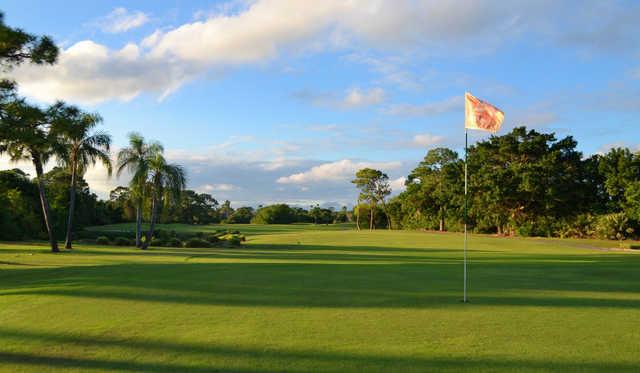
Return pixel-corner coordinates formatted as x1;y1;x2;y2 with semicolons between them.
64;162;77;249
33;156;59;253
135;200;142;247
142;193;159;250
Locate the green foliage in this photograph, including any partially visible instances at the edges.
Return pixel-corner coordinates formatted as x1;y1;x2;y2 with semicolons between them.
387;127;640;240
166;237;182;248
95;236;110;245
226;206;255;223
252;204;298;224
150;238;165;247
113;237;132;246
595;213;635;246
352;168;392;230
184;238;211;248
0;11;58;68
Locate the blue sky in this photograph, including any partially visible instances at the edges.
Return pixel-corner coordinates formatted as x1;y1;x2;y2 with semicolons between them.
1;0;639;207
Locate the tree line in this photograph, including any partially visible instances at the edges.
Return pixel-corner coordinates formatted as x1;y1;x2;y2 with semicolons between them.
353;126;640;243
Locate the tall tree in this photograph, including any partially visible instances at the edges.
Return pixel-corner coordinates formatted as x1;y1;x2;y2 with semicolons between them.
0;100;60;251
141;153;186;249
54;104;112;249
116;133;162;247
0;11;58;69
352;168;390;230
407;148;462;231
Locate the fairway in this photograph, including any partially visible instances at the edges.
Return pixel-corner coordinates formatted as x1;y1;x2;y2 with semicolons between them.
1;226;639;372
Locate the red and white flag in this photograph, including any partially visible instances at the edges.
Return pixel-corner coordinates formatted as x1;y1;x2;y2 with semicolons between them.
465;92;504;133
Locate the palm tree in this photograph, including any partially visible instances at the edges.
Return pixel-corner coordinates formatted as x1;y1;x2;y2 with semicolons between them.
141;153;186;249
116;133;162;247
54;105;112;249
0;98;59;252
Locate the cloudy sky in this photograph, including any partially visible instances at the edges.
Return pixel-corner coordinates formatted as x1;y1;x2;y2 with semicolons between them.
2;0;639;207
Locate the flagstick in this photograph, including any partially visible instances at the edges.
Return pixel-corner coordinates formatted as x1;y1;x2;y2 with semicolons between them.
463;128;468;303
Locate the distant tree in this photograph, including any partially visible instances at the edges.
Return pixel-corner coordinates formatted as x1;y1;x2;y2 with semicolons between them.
227;206;255;224
53;104;112;249
116;133;163;247
219;200;234;221
406;148;462;232
309;204;321;224
252;204;296;224
0;169;40;240
468;127;586;235
352;168;390;230
597;148;640;211
142;153;186;249
109;186;136;221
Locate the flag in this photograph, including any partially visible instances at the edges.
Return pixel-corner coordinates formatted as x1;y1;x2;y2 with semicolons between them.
465;92;504;132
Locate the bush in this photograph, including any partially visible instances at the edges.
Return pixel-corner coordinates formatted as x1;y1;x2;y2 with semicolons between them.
114;236;133;246
166;238;182;248
596;213;635;247
184;238;211;248
96;236;110;245
205;234;220;244
227;236;242;247
150;238;165;247
630;244;640;250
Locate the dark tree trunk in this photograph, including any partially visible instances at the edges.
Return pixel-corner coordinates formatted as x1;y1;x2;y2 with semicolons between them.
142;190;159;250
33;156;59;253
381;200;391;230
370;202;375;231
135;200;142;247
64;162;77;249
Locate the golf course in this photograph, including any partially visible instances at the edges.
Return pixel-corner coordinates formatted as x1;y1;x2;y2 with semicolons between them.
1;224;639;372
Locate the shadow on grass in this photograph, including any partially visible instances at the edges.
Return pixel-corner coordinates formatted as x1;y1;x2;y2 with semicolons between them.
1;252;639;309
0;327;638;372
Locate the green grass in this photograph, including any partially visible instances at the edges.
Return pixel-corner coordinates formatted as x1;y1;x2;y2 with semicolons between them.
1;226;639;372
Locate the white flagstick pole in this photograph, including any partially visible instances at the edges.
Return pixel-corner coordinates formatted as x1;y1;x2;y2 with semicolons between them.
464;128;468;303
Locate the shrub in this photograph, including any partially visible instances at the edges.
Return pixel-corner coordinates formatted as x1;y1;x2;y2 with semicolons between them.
114;236;132;246
227;236;242;247
166;238;182;248
184;238;211;248
96;236;110;245
150;238;165;247
205;234;220;244
629;244;640;250
596;213;635;247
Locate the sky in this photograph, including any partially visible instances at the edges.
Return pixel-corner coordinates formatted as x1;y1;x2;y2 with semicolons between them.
1;0;639;207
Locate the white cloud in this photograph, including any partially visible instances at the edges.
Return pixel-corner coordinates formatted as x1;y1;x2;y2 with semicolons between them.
411;133;445;148
384;95;462;117
345;53;422;90
343;87;385;108
390;176;407;193
96;8;149;34
10;40;194;105
277;159;402;185
9;0;640;104
294;87;385;110
200;183;236;192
